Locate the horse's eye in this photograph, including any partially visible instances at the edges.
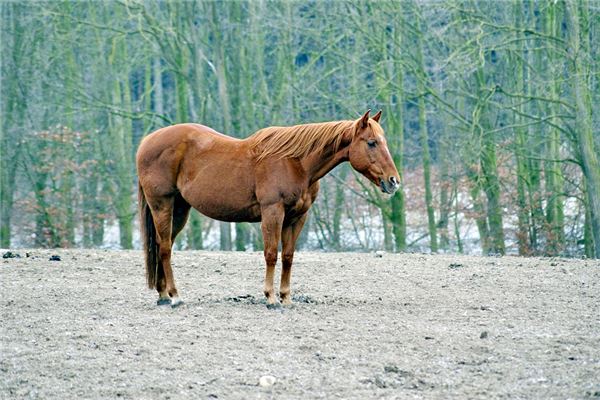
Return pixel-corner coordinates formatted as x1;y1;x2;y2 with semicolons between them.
367;140;377;148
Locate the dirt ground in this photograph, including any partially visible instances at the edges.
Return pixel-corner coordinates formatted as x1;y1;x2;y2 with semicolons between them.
1;249;599;399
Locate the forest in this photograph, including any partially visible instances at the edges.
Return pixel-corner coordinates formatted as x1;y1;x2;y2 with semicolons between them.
1;0;599;258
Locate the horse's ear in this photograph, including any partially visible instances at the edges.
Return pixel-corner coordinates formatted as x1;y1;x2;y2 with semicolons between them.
359;109;371;129
372;110;382;123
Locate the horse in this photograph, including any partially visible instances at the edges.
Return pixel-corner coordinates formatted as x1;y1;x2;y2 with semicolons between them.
136;110;400;307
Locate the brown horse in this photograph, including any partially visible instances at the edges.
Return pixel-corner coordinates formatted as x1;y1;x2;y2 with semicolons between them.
136;110;400;307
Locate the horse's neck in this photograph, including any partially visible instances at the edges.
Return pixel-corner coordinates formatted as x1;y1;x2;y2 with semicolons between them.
303;142;350;185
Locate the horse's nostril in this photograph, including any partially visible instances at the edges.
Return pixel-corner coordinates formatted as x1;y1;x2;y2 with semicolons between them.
389;176;398;186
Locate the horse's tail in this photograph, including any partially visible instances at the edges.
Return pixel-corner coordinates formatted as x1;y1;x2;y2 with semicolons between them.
138;181;159;289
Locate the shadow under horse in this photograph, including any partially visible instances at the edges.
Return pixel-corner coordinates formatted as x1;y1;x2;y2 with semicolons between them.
136;110;400;307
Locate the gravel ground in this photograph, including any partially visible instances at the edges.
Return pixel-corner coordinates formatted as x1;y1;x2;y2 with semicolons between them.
1;249;599;399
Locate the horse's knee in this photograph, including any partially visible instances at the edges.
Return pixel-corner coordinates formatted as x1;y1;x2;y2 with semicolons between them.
264;248;277;265
282;252;294;267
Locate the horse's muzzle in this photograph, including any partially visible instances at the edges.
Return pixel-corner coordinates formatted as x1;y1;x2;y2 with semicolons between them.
380;176;400;194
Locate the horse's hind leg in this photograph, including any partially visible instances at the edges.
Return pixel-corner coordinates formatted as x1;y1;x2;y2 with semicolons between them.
148;195;184;307
154;194;191;305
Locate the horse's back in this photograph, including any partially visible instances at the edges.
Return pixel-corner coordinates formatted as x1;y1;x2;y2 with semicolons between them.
139;123;240;165
140;122;234;150
136;123;256;205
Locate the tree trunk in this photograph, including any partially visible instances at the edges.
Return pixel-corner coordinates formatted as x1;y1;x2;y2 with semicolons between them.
154;56;163;117
438;121;450;251
332;166;349;251
414;8;437;252
188;211;203;250
388;5;407;252
60;4;76;246
544;1;565;255
1;152;18;247
109;31;134;249
452;177;464;253
481;135;505;255
209;1;232;251
1;3;25;248
80;4;109;248
466;167;490;255
566;0;600;257
523;0;544;254
474;67;505;255
583;182;594;258
235;223;248;252
513;0;531;255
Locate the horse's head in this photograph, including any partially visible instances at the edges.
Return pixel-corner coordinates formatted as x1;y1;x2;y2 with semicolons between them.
348;110;400;195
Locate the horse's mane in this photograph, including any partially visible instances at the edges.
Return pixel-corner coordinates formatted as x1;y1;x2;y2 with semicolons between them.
249;120;355;161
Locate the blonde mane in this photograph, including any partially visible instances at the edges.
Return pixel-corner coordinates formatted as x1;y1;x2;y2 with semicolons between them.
249;120;356;161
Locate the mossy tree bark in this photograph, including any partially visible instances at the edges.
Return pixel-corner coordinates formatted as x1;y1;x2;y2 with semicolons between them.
543;1;566;255
566;0;600;258
413;3;438;253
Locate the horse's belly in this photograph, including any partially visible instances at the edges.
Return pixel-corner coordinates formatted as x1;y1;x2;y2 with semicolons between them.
184;186;261;222
179;158;261;222
193;201;262;223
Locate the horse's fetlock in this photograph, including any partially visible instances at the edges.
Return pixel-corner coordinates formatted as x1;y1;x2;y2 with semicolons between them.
264;288;275;299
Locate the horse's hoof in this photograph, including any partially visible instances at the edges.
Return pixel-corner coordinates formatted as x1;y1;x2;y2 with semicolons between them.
266;302;282;310
157;298;171;306
170;297;184;308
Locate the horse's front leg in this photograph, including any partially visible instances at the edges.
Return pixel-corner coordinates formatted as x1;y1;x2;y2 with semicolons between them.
260;203;285;305
280;214;308;305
